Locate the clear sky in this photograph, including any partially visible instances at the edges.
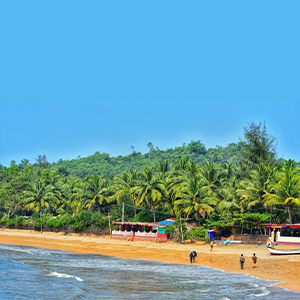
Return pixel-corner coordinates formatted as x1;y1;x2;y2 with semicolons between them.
0;1;299;167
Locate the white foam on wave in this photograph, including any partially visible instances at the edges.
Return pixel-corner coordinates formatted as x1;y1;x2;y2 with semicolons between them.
219;297;231;300
254;286;270;297
48;271;83;281
248;283;259;287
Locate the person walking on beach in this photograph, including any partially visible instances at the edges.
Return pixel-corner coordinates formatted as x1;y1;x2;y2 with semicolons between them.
210;240;214;251
192;250;197;263
240;254;245;269
190;251;194;263
252;253;257;268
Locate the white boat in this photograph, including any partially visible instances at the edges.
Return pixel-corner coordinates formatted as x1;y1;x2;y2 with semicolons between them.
267;246;300;255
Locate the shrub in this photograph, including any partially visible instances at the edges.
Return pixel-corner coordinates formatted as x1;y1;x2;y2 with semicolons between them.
46;218;61;228
34;218;46;230
165;224;175;237
190;227;207;241
8;219;16;228
0;215;8;224
23;218;32;225
15;216;24;227
75;211;92;227
72;221;85;231
59;214;75;228
91;212;109;229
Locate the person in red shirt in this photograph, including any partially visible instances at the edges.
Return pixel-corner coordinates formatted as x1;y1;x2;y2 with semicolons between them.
252;253;257;268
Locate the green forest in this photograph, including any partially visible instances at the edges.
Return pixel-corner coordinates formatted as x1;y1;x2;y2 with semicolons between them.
1;122;299;238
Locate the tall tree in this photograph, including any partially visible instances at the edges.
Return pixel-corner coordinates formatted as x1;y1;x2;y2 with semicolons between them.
239;121;277;176
264;160;300;223
80;174;110;212
35;154;49;169
131;166;167;222
23;179;59;232
174;176;217;221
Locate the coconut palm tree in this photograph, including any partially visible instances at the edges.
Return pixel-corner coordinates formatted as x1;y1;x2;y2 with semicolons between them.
236;164;276;214
60;178;82;213
174;176;217;221
171;155;190;172
131;166;167;222
154;160;171;180
80;174;110;212
23;178;59;232
264;160;300;223
217;176;240;215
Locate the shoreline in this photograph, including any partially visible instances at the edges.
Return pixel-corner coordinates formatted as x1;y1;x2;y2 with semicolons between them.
1;229;299;292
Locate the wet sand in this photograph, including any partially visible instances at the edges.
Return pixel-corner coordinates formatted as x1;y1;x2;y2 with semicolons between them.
0;229;299;291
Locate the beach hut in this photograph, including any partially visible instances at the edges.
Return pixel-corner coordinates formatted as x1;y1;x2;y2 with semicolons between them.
111;219;176;242
265;224;300;246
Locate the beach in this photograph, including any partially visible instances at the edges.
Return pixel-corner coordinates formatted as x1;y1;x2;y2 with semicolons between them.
0;229;299;292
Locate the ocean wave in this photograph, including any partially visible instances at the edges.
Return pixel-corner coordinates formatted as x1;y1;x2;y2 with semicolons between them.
248;283;259;287
47;271;83;281
254;286;270;297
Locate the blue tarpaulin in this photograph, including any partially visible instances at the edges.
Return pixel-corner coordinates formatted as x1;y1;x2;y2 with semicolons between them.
155;219;176;226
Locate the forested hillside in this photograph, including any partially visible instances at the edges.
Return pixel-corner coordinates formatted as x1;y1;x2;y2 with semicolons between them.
1;122;299;237
50;141;243;178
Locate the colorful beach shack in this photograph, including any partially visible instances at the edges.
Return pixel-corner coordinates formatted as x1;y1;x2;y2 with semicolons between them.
266;224;300;245
111;218;176;242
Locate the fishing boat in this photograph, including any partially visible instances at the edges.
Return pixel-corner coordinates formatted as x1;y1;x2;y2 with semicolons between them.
267;246;300;255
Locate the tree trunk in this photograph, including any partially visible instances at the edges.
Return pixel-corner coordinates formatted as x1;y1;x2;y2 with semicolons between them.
269;206;272;223
288;205;292;224
153;207;156;223
40;210;43;233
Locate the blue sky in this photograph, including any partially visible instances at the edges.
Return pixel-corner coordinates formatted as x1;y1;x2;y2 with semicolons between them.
0;1;299;167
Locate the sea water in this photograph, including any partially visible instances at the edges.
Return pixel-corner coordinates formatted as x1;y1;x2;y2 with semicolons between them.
0;244;299;300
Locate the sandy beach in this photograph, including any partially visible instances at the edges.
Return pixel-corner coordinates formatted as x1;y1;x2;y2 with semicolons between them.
0;229;299;292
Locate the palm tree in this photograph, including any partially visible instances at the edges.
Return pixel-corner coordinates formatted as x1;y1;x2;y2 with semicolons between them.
131;166;167;222
154;160;171;180
172;155;190;172
264;160;300;223
174;176;217;221
23;179;59;232
60;178;82;213
217;176;240;215
111;170;139;203
80;174;110;211
236;164;276;217
200;162;226;195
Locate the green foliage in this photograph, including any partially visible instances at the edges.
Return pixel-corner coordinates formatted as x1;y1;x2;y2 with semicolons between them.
23;218;32;225
33;218;46;229
0;215;9;224
15;216;24;227
165;224;175;237
91;212;109;228
7;218;16;228
189;227;207;241
74;211;92;227
239;121;277;177
0;128;299;235
49;141;244;178
204;213;234;229
130;210;154;223
72;221;85;231
232;213;270;231
46;218;61;228
59;214;75;227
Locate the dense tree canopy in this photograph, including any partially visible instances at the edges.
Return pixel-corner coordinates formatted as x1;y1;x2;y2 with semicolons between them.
1;124;299;231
